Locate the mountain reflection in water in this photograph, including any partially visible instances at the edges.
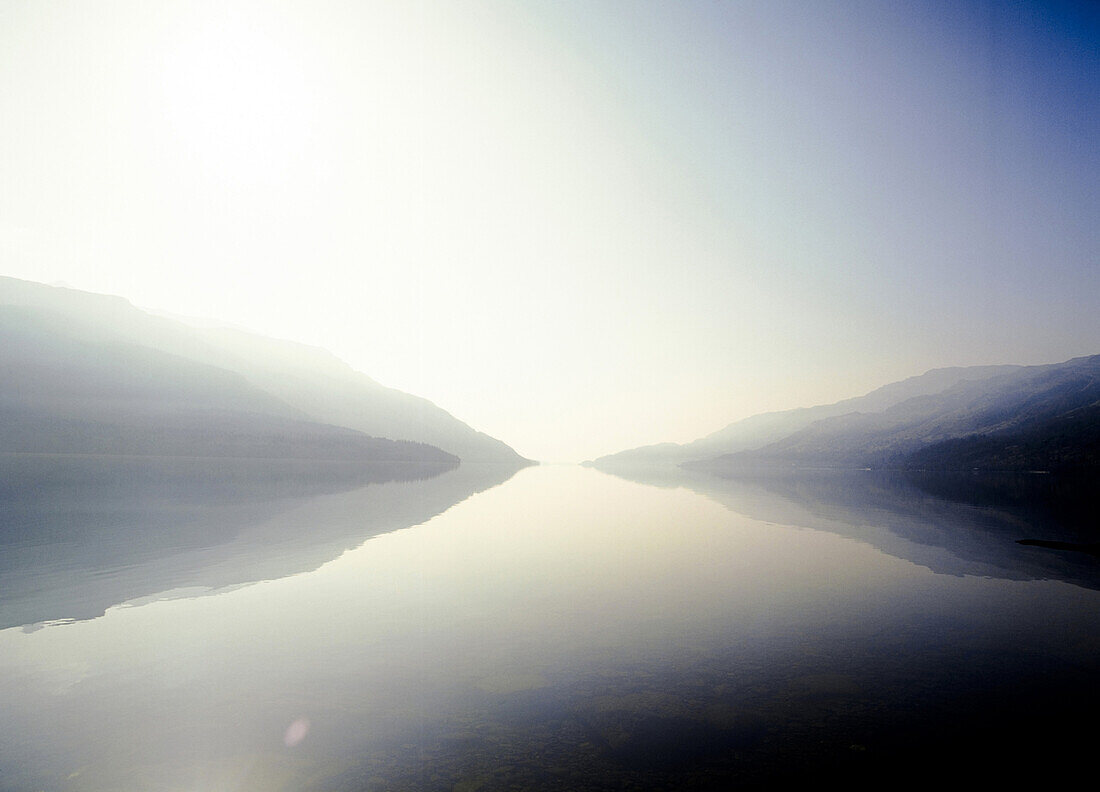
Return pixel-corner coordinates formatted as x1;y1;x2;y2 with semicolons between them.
0;454;520;628
1;464;1099;790
599;463;1100;589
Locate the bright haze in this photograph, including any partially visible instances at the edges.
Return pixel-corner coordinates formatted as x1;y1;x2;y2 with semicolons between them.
2;0;1097;462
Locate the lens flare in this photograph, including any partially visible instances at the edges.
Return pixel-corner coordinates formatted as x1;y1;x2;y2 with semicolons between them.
283;717;310;748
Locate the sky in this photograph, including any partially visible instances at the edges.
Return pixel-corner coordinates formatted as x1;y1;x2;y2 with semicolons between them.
1;0;1098;462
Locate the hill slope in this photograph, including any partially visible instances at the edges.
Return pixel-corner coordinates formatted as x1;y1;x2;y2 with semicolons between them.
0;305;456;464
0;276;528;463
695;355;1100;472
589;364;1018;469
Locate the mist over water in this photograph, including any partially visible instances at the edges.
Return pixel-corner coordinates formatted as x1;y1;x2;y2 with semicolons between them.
3;2;1099;786
2;463;1099;789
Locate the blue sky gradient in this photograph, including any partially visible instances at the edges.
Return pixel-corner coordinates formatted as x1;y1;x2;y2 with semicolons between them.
1;1;1097;459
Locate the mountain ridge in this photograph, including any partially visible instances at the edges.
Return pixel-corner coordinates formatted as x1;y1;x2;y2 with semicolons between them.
0;276;529;464
590;355;1100;474
691;355;1100;472
588;363;1021;468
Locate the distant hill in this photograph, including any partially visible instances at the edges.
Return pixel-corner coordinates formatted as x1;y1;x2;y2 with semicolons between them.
0;305;457;464
589;364;1018;469
189;324;527;463
0;276;529;463
589;355;1100;474
692;355;1100;472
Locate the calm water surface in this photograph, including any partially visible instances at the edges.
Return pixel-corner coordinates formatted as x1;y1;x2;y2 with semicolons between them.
2;460;1099;790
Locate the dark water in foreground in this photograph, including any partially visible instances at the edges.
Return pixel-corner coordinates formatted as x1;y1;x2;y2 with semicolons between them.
1;456;1099;790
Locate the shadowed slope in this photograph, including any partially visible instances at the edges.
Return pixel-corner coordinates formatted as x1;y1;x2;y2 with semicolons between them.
589;364;1018;469
0;305;456;464
696;355;1100;471
0;276;529;463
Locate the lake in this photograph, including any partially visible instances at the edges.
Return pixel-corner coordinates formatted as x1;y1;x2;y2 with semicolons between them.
2;457;1099;790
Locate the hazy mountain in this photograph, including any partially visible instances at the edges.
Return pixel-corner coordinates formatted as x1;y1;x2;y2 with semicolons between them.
589;364;1018;469
694;355;1100;472
904;404;1100;471
0;276;528;463
190;324;527;463
0;304;456;464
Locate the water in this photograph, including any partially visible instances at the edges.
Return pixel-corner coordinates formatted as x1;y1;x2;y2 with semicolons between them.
1;457;1099;790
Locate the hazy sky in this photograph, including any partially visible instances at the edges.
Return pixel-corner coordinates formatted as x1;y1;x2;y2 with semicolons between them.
2;0;1098;461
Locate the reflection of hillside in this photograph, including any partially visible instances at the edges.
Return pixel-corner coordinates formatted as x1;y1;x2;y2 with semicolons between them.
595;464;1100;590
0;454;523;629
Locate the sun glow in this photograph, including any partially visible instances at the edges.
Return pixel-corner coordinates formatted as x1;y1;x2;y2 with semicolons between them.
155;9;314;179
4;1;1096;461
